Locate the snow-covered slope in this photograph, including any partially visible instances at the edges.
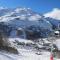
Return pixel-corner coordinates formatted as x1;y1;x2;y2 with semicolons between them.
0;37;60;60
0;7;53;38
0;7;60;60
45;17;60;29
0;50;51;60
0;7;52;30
44;8;60;29
44;8;60;20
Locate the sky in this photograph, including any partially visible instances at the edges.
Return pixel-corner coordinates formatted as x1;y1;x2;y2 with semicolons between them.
0;0;60;13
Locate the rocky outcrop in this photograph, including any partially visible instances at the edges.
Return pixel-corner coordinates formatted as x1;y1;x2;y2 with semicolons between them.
0;31;18;54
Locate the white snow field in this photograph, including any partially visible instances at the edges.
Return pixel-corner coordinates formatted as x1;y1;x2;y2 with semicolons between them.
0;38;60;60
55;39;60;50
0;49;50;60
0;48;60;60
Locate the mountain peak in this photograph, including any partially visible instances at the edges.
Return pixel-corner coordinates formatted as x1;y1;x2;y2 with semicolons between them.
15;7;31;13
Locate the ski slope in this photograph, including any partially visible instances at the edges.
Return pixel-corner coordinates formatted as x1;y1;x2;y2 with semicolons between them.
0;47;60;60
0;38;60;60
0;50;50;60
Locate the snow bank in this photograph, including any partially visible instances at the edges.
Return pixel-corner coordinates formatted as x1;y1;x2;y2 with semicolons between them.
55;39;60;50
8;38;34;44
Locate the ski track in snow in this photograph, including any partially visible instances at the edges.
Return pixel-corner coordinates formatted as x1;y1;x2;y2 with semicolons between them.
0;48;60;60
0;52;18;60
1;38;60;60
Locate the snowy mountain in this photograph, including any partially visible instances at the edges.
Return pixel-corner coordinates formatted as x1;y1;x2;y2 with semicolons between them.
44;8;60;20
0;7;52;38
45;17;60;30
44;8;60;30
0;7;60;60
0;7;52;29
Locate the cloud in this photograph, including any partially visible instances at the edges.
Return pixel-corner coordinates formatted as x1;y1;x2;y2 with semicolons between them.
44;8;60;20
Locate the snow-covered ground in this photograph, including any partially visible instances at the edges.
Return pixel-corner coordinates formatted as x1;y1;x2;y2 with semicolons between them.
0;38;60;60
0;48;60;60
55;38;60;50
0;49;50;60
